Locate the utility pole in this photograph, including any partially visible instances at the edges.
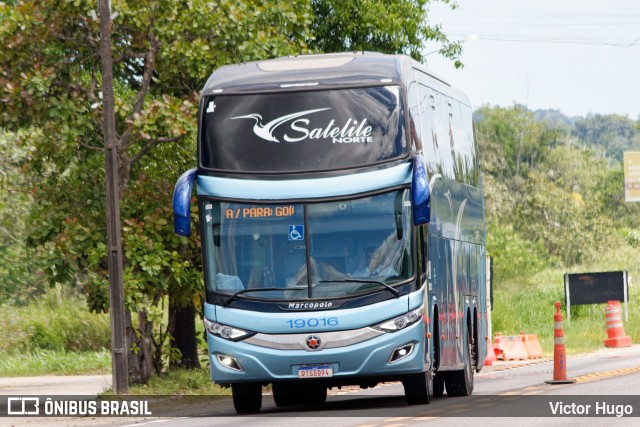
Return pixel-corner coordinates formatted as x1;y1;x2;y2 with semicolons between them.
99;0;128;394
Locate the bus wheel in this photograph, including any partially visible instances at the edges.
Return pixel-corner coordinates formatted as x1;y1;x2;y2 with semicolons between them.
402;370;433;405
445;331;475;397
231;382;262;414
272;381;300;407
433;372;445;397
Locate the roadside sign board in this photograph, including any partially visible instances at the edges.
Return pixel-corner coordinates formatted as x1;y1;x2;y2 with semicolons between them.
624;151;640;202
564;271;629;322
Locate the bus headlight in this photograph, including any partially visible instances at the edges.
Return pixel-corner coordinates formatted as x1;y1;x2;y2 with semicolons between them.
373;306;423;332
204;318;255;341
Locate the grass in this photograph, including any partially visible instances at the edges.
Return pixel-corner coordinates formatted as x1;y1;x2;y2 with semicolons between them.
0;288;111;377
0;289;111;354
123;368;231;396
491;244;640;355
0;350;112;376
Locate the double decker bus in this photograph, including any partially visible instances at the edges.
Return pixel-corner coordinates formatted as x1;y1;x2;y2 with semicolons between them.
173;52;487;414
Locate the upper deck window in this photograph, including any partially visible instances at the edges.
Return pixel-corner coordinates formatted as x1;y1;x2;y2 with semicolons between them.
199;86;406;174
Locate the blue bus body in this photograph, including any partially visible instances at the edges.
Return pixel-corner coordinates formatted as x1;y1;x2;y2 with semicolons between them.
173;52;487;413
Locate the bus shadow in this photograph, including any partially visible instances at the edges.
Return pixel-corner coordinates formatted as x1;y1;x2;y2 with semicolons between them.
260;394;418;416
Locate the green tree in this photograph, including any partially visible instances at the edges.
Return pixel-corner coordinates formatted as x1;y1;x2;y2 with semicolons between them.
513;166;614;266
573;114;640;162
593;165;640;230
0;0;312;383
0;130;48;304
310;0;463;65
1;0;464;383
476;105;621;274
476;105;560;180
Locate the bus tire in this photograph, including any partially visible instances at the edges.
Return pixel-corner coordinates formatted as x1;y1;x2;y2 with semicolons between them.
231;382;262;414
402;370;433;405
433;372;445;397
272;381;299;407
445;331;474;397
432;313;445;398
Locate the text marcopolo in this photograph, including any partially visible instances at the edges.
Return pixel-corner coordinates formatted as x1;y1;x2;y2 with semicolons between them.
288;301;333;309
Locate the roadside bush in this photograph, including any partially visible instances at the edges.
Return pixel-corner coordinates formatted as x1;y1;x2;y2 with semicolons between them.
51;307;111;352
487;223;553;281
27;322;64;351
623;228;640;248
0;290;111;354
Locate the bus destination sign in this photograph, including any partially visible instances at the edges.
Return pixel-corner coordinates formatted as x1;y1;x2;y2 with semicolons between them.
225;206;296;219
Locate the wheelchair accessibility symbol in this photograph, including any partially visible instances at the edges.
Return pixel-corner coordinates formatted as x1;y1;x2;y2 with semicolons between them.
288;225;304;241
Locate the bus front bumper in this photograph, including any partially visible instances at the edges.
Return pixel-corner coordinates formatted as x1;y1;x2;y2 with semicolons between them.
207;321;427;384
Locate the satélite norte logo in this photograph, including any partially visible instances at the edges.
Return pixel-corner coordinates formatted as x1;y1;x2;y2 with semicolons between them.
231;108;373;144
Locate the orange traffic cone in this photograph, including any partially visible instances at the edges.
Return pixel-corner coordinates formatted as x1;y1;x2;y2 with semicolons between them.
484;336;497;366
545;302;576;385
603;300;632;348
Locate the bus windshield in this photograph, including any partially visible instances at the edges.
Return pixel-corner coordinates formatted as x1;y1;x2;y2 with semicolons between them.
201;189;413;301
199;86;406;173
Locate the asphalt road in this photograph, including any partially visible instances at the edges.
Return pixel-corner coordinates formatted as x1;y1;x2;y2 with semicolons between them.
0;375;111;397
1;345;639;426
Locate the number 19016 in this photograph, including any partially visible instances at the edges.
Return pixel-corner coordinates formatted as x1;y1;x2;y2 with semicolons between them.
287;317;339;329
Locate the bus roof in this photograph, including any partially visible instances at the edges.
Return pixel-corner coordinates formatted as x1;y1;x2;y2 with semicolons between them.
202;52;467;102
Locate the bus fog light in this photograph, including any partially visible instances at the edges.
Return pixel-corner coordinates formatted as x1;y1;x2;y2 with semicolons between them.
216;354;243;371
389;344;414;363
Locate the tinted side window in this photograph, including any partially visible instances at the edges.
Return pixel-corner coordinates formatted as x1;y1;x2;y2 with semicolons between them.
418;85;437;178
407;82;422;151
418;86;478;187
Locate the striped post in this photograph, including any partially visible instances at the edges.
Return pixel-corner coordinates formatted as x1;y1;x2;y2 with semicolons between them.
604;300;632;348
545;301;576;385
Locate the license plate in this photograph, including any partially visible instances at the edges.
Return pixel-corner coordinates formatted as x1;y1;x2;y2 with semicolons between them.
297;365;333;378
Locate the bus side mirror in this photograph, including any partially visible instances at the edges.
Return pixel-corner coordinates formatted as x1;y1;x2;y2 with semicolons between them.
173;168;197;237
411;156;430;225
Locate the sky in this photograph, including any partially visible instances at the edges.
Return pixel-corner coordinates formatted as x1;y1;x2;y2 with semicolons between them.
425;0;640;119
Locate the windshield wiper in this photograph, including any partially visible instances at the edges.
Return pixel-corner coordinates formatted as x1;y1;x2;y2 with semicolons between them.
318;279;401;298
224;287;304;306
